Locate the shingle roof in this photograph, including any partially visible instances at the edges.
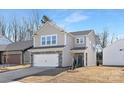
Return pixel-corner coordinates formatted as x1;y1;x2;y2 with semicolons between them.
6;40;33;51
70;30;92;35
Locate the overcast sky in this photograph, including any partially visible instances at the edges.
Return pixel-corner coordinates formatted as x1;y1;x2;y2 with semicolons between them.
0;9;124;38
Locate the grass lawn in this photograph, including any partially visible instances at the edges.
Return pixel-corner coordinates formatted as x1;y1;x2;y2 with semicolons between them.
0;64;31;73
18;66;124;83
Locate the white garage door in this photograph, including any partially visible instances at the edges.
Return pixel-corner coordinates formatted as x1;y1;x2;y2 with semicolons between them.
33;54;59;67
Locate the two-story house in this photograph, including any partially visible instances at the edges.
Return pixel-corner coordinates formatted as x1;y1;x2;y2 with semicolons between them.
29;21;96;67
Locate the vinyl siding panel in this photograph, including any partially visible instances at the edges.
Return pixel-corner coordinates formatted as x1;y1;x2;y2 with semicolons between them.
103;39;124;66
63;34;74;67
86;32;96;66
24;51;31;64
74;35;86;47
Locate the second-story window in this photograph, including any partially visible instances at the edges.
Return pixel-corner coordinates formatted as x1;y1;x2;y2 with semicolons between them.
52;35;57;44
41;35;57;46
41;37;46;45
46;36;51;45
76;38;80;44
76;37;84;44
80;38;84;44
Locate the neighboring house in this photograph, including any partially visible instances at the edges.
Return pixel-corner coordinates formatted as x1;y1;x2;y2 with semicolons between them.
29;22;96;67
1;40;33;64
103;39;124;66
0;35;12;64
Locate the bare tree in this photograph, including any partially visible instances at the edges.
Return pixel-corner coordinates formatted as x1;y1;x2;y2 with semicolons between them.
98;29;109;48
6;23;13;40
32;10;41;31
18;25;23;41
0;17;6;36
27;17;34;40
96;29;108;66
0;11;53;42
12;17;19;42
110;33;119;44
21;17;34;40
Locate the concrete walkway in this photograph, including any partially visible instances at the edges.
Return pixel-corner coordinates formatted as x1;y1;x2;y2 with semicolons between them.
0;67;55;83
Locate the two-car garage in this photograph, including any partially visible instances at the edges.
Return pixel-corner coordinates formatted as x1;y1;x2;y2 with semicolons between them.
30;46;64;67
33;53;59;67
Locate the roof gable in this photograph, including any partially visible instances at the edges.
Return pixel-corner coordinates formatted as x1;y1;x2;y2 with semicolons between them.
34;21;65;36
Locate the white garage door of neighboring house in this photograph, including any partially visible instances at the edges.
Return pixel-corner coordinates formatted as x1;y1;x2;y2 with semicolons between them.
33;54;59;67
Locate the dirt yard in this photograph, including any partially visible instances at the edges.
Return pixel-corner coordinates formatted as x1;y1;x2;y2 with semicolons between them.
0;64;31;73
19;66;124;83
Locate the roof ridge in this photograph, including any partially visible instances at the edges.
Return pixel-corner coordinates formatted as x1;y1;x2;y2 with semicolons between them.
70;30;93;33
70;30;93;35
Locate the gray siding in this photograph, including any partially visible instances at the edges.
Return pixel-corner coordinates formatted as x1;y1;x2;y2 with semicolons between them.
86;31;96;66
74;35;86;47
63;33;74;67
24;51;31;64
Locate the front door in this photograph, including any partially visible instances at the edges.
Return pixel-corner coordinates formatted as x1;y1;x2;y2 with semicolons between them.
77;54;84;67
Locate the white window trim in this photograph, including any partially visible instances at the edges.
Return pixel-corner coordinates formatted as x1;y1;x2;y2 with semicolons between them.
75;37;85;44
40;34;57;46
41;36;46;46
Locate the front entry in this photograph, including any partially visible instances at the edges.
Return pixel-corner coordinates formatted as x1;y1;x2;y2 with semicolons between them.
74;53;84;67
77;54;84;67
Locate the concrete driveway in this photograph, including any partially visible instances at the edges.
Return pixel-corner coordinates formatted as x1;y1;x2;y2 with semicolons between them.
0;67;63;83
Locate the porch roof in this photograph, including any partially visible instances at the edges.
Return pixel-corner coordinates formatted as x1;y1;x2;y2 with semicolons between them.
32;45;65;49
70;47;87;53
71;47;87;50
28;45;65;52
